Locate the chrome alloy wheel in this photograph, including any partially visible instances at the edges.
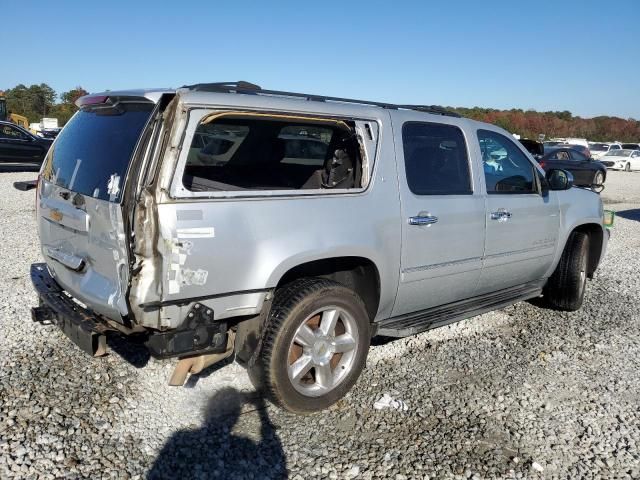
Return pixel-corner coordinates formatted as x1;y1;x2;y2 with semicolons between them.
287;306;359;397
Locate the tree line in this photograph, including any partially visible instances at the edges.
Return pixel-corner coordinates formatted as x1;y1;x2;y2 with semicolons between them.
2;83;639;141
2;84;88;126
449;107;640;142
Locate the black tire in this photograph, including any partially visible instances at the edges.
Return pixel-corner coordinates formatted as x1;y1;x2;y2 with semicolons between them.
625;163;631;172
248;278;370;413
543;231;589;311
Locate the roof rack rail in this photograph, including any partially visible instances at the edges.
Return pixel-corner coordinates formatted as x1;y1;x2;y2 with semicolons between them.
181;81;461;118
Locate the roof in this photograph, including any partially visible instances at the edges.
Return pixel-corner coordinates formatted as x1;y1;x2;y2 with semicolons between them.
76;82;461;118
179;82;460;117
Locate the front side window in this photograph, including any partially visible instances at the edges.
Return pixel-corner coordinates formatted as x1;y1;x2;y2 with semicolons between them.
402;122;472;195
570;150;587;161
182;115;363;192
478;129;536;194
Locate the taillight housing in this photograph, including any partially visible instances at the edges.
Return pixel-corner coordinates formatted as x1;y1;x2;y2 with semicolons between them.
76;95;109;107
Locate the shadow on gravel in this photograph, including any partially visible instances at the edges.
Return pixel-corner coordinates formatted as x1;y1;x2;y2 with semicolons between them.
0;166;40;173
615;208;640;222
106;334;150;368
371;335;403;346
147;387;287;479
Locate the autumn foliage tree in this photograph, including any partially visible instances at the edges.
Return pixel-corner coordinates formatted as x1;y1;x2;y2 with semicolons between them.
51;86;89;125
451;107;640;142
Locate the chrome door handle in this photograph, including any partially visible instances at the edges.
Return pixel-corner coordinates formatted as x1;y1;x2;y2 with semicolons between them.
491;209;512;221
409;215;438;226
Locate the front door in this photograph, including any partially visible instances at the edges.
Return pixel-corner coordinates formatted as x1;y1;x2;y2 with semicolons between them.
393;118;485;316
568;149;595;184
476;129;559;294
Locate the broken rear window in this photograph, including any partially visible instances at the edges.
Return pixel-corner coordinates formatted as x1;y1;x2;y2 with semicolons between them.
182;115;363;192
41;102;153;201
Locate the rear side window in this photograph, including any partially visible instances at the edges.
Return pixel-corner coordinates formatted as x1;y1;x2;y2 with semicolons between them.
182;116;362;192
42;102;153;201
478;129;536;194
402;122;472;195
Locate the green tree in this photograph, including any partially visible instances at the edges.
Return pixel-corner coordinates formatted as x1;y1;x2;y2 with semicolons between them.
60;86;89;105
30;83;56;117
4;83;56;122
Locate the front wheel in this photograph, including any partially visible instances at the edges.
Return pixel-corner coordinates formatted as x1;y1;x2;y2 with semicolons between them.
625;163;631;172
248;278;370;413
543;231;589;311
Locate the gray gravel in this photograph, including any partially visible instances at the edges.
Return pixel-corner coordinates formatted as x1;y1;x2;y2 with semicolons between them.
1;170;639;479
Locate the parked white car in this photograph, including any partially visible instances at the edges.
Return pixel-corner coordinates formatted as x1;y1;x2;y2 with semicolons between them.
600;149;640;171
589;142;622;159
563;138;590;149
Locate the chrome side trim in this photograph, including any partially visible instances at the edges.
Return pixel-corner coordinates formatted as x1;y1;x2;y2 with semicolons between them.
402;242;556;274
403;256;482;274
483;243;555;260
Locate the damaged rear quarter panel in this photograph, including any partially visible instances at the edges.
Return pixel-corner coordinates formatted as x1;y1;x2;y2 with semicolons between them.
134;94;401;329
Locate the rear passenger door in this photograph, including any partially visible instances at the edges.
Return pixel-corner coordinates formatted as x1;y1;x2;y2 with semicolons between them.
476;129;559;294
393;118;485;316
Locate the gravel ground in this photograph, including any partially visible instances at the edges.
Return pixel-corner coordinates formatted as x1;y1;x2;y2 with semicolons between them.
1;170;639;479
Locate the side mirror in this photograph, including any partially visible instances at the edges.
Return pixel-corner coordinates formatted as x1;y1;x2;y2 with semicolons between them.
546;169;574;191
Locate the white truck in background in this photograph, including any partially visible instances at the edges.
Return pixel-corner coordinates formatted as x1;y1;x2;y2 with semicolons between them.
31;118;61;138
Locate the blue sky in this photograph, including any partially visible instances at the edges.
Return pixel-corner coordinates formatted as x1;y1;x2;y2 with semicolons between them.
2;0;639;118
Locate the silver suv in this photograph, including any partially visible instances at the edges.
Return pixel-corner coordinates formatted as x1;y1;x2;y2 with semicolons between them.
30;82;609;413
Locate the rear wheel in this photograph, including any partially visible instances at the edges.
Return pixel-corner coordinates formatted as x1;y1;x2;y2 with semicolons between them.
248;278;370;413
543;231;589;311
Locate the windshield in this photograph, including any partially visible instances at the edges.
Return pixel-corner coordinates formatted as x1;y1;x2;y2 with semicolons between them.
41;102;153;202
589;143;609;151
607;149;633;157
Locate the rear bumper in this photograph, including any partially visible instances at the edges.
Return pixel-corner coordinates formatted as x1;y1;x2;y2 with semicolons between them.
31;263;110;356
30;263;230;359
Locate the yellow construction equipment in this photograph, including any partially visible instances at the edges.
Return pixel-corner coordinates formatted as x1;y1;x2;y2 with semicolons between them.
0;91;30;128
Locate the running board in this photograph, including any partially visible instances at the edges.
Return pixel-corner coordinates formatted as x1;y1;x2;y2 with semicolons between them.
376;282;543;337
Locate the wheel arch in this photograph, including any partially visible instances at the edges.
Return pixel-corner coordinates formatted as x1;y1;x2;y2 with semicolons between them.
276;256;382;322
568;222;604;277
